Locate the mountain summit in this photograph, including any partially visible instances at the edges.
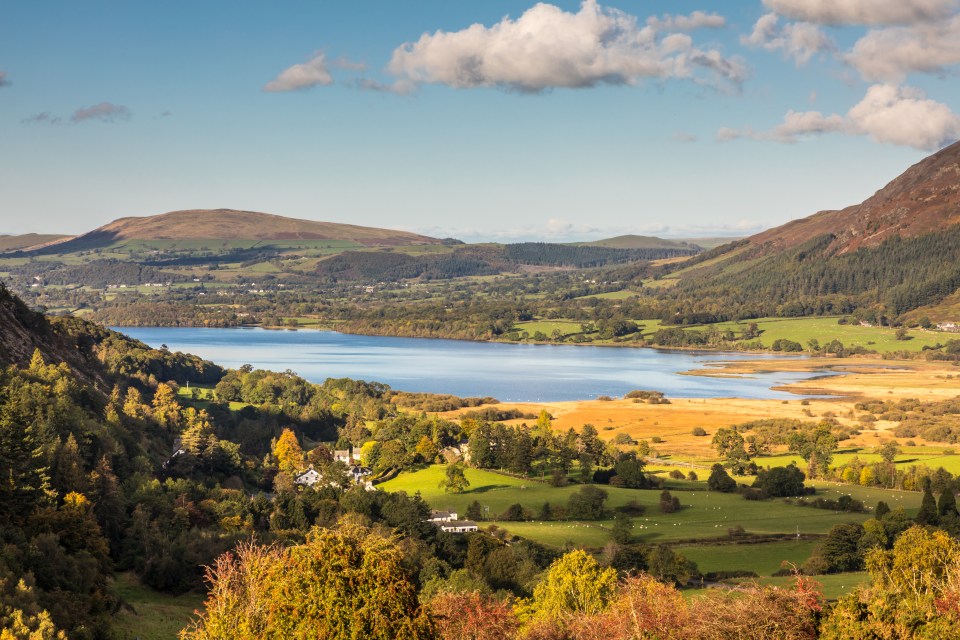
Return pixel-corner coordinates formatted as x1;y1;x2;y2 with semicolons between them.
748;140;960;255
39;208;442;252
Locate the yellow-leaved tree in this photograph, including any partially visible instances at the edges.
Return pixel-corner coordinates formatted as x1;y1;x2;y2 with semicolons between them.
820;525;960;639
516;549;617;623
181;519;435;640
272;428;304;476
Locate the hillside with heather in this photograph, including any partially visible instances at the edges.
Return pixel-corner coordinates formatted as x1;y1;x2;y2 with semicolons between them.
654;141;960;324
29;208;444;252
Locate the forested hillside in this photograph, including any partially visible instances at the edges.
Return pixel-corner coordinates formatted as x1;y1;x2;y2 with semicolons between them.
656;140;960;324
655;226;960;324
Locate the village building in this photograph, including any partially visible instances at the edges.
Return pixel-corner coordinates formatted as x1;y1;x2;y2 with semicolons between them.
294;468;322;487
439;520;478;533
428;510;458;523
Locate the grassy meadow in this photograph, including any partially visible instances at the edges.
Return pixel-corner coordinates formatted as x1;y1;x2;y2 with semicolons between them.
111;572;203;640
379;464;919;573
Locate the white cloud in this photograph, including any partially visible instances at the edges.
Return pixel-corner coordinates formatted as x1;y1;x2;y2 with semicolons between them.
71;102;131;123
263;53;333;92
848;83;960;148
385;0;747;92
762;0;958;26
717;110;844;143
646;11;726;31
719;84;960;150
742;13;833;65
846;16;960;82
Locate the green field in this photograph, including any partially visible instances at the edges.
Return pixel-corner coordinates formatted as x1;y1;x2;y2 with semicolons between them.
513;320;584;337
677;539;817;576
379;465;916;550
111;572;202;640
705;316;944;352
755;450;960;475
506;313;949;353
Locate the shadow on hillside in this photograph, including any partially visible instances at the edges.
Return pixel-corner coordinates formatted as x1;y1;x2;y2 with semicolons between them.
468;484;512;494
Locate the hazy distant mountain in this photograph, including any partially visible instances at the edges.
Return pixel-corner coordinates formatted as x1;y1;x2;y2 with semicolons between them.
0;233;72;253
32;208;443;252
573;235;703;251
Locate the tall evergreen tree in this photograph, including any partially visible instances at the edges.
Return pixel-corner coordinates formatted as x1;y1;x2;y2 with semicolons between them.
938;489;959;518
916;479;939;526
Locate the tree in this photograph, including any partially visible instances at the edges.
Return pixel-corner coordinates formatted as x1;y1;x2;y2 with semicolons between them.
414;436;437;463
807;523;865;574
647;545;694;586
570;573;689;640
183;522;435;640
500;503;527;521
712;428;748;463
465;500;484;521
516;549;617;622
875;501;891;520
707;464;737;493
122;386;152;421
272;428;304;476
916;478;939;526
612;455;649;488
439;463;470;494
820;526;960;639
611;514;633;545
787;425;836;478
879;440;900;464
939;489;959;519
579;424;603;460
753;464;806;497
535;409;552;438
567;486;609;520
376;440;410;472
181;409;216;459
430;591;519;640
658;490;681;514
151;382;182;429
0;376;53;522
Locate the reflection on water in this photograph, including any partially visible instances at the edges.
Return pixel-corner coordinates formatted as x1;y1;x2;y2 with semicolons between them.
118;327;831;402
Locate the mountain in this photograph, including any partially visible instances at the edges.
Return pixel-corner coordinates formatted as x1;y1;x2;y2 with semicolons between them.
0;233;72;253
0;282;115;389
33;208;443;253
746;141;960;256
574;235;703;250
0;282;222;391
659;140;960;322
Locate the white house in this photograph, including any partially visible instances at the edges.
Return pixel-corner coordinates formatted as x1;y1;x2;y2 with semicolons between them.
428;510;458;523
294;468;321;487
439;520;478;533
333;449;352;464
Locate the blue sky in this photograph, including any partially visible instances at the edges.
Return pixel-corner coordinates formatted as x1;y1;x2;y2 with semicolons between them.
1;0;959;241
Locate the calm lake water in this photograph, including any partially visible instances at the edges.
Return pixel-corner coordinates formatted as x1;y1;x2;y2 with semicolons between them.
119;327;829;402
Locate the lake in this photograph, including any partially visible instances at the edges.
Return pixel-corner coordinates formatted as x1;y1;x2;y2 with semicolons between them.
119;327;830;402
